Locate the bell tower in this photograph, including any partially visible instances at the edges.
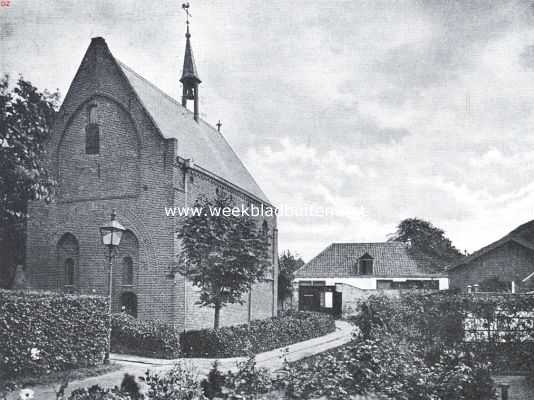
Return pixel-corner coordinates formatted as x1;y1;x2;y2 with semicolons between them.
180;3;201;122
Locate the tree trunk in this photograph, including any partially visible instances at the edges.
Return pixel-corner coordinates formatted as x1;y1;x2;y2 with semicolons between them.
214;304;221;329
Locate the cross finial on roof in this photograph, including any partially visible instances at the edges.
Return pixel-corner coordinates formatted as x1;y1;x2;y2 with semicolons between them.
216;120;222;132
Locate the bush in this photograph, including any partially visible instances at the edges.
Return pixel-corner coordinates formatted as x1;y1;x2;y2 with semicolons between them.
68;385;130;400
0;289;108;381
278;336;496;400
180;311;335;358
111;313;180;359
351;292;534;372
68;366;206;400
141;363;207;400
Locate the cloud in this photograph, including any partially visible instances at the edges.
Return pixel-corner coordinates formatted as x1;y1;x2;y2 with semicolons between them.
3;0;534;260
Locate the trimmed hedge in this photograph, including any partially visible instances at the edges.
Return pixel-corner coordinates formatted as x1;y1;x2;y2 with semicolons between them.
180;311;336;358
111;313;180;359
0;289;108;380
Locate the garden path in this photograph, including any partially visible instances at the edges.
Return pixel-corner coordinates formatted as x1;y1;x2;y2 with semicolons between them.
10;320;354;400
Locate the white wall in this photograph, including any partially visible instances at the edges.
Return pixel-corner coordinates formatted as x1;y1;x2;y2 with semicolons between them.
293;276;449;291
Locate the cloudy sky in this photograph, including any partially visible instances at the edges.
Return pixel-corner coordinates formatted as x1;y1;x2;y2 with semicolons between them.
3;0;534;260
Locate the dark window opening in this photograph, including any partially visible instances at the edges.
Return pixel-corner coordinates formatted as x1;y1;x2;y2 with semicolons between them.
121;292;138;318
65;258;75;286
85;104;99;154
377;280;392;290
122;256;134;285
359;258;373;275
85;124;100;154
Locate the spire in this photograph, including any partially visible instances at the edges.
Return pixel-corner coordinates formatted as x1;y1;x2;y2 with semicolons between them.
180;3;201;122
180;22;201;84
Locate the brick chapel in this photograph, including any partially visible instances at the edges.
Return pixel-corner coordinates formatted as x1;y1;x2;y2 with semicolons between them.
26;22;278;330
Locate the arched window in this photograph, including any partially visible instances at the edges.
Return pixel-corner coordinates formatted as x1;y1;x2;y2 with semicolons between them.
85;104;100;154
122;256;134;285
262;220;269;236
121;292;138;318
119;230;138;287
65;258;75;286
57;233;79;288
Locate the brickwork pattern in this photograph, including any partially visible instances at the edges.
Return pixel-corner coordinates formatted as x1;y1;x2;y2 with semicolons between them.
449;241;534;291
26;37;278;330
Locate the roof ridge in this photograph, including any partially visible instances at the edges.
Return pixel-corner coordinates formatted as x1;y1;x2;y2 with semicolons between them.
332;241;406;245
297;244;334;272
116;59;190;114
117;59;229;136
113;56;270;202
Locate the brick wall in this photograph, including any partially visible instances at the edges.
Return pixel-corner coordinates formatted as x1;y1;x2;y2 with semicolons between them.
26;37;278;329
27;37;178;322
449;241;534;291
174;165;278;331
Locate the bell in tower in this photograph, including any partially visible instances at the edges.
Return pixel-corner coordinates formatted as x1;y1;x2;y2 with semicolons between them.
180;3;202;122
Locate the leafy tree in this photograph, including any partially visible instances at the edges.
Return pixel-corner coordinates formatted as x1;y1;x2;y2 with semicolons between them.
388;218;463;273
177;190;271;329
0;75;59;288
278;250;304;310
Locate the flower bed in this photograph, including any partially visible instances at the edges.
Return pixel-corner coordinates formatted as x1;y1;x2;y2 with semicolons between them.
111;313;180;359
180;311;335;358
0;289;108;381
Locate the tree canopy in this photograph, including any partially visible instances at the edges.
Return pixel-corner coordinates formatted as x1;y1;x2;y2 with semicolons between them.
177;190;271;329
278;250;305;309
0;76;59;287
388;218;463;273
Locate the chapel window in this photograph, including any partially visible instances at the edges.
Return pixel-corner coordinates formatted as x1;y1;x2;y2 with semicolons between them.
85;104;100;154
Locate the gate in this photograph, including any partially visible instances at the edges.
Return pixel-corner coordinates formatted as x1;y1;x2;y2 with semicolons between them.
299;284;342;318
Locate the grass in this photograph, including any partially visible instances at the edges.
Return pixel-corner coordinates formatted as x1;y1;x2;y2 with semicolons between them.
1;363;122;389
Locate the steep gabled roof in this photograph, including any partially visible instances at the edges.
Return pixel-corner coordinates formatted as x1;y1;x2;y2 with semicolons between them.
447;234;534;271
295;242;440;279
115;61;269;204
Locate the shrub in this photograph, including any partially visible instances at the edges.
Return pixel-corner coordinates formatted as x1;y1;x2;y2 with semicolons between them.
221;355;273;399
0;289;108;381
277;336;496;400
68;385;129;400
201;361;225;399
68;365;207;400
141;363;207;400
111;313;180;359
180;311;335;358
351;292;534;373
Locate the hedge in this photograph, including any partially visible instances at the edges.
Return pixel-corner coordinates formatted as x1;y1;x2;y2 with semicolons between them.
111;313;180;359
180;311;336;358
0;289;108;381
352;292;534;373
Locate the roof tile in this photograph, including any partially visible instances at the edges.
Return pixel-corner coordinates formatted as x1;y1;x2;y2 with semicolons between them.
295;242;439;278
117;61;270;204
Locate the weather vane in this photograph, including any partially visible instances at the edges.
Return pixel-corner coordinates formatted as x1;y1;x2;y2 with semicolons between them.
182;2;192;25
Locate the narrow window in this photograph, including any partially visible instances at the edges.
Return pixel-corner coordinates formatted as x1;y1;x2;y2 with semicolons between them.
122;256;134;285
359;255;374;275
262;220;269;236
85;104;100;154
65;258;75;286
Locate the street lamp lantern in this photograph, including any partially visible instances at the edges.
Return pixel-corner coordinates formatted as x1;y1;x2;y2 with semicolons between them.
99;209;125;363
100;210;125;246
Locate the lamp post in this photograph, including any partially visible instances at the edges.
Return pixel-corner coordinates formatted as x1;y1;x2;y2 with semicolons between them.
99;209;125;363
